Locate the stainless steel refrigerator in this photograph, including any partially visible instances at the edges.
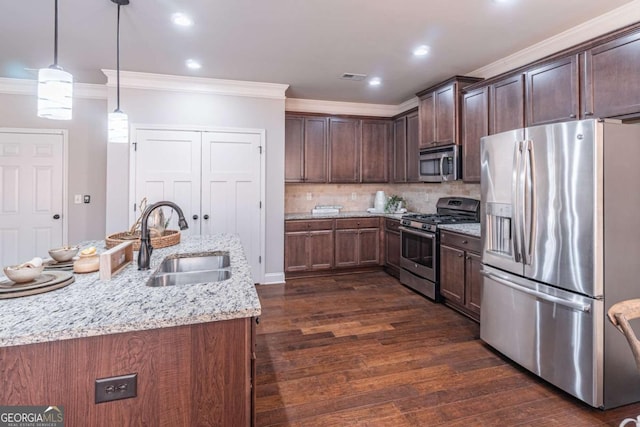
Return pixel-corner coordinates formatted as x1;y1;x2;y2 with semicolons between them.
480;118;640;409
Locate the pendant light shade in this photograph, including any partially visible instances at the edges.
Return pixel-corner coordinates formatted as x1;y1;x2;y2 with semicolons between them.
38;0;73;120
108;0;130;143
108;110;128;143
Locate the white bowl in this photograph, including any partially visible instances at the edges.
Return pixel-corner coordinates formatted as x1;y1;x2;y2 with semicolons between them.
3;265;45;283
48;246;79;262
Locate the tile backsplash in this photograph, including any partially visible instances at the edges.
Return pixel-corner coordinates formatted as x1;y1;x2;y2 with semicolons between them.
286;182;481;214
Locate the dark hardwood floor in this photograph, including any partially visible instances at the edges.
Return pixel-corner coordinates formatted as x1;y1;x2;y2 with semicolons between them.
255;271;640;426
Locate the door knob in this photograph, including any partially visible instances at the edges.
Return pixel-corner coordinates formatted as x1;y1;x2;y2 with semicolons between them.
53;214;61;220
203;215;209;220
192;215;199;220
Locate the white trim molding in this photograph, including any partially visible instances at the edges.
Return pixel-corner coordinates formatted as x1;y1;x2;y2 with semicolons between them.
285;98;413;117
0;77;106;99
102;70;289;100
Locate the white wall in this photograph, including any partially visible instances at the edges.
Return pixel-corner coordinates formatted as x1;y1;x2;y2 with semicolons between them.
0;92;108;244
105;86;286;284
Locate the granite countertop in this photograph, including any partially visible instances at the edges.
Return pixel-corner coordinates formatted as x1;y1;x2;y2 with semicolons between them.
285;211;408;221
438;223;481;238
0;234;261;348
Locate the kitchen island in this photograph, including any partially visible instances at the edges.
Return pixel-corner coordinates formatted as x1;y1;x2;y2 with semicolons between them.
0;234;260;426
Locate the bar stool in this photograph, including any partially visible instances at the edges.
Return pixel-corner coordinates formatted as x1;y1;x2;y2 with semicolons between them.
608;299;640;371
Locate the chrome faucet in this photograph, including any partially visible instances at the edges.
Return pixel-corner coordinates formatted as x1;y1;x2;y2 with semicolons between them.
138;201;189;270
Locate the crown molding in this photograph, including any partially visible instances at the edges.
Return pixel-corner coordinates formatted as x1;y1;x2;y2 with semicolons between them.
102;70;289;100
470;1;640;78
0;77;106;99
285;98;396;117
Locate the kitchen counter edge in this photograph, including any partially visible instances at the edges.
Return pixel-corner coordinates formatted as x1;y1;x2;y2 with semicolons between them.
1;234;261;348
438;223;481;238
285;211;408;221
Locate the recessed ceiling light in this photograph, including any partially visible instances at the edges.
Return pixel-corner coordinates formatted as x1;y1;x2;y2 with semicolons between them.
186;59;201;70
369;77;382;87
172;13;193;27
413;45;430;56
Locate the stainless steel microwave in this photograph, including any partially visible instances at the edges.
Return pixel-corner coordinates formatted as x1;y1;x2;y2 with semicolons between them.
419;144;461;182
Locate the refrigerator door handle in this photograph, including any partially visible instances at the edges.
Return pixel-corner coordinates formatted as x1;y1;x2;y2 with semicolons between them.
481;270;592;313
523;140;537;265
512;141;524;263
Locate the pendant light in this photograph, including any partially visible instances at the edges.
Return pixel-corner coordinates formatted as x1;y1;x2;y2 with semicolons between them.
37;0;73;120
108;0;130;143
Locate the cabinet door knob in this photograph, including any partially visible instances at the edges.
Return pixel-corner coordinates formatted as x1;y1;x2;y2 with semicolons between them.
462;240;468;244
584;111;594;116
203;214;209;220
569;114;577;119
53;214;61;220
458;253;463;258
192;215;199;220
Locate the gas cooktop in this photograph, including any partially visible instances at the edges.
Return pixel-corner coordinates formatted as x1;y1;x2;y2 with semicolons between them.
400;197;480;232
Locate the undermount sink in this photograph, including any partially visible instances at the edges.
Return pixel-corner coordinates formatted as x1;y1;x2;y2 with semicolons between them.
146;251;232;287
158;252;230;273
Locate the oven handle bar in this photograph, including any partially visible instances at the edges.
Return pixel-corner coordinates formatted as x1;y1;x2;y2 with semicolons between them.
399;226;436;237
481;270;591;313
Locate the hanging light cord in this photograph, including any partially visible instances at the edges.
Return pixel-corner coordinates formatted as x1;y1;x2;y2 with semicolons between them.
53;0;59;67
116;3;122;111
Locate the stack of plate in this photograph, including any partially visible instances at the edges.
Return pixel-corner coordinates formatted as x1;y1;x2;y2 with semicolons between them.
43;259;75;271
0;271;74;299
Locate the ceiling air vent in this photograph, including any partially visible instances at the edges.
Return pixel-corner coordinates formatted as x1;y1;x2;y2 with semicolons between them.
340;73;367;81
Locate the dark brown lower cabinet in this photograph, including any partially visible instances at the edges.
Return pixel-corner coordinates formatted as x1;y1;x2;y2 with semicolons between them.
285;220;334;272
335;218;380;268
384;218;401;277
439;230;482;322
0;318;256;426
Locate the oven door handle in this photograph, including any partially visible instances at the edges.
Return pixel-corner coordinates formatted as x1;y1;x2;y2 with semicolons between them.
399;226;435;237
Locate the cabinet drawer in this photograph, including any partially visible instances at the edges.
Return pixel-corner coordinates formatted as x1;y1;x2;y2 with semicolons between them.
286;219;334;232
440;231;481;253
335;217;380;229
385;218;400;232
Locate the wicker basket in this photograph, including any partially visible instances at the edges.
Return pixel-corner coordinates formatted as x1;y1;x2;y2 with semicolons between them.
105;230;181;251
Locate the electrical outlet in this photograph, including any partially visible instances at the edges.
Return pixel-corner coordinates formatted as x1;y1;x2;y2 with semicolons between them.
83;195;91;204
306;192;312;201
74;194;82;204
95;374;137;404
351;192;357;200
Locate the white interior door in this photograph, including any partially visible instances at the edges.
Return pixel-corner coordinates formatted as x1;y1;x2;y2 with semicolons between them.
201;131;262;283
0;130;65;266
134;129;201;236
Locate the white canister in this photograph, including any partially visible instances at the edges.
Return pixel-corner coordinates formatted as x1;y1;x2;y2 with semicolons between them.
374;191;386;212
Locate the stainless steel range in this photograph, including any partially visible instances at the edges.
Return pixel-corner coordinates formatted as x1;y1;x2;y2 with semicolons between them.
399;197;480;300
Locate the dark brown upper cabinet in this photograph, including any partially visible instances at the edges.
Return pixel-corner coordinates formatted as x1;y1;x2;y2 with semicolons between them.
461;87;489;183
285;115;327;183
393;116;407;182
582;31;640;119
406;111;420;182
418;76;483;149
490;73;525;135
525;55;579;126
418;92;435;149
361;119;390;183
328;117;361;183
392;110;420;183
